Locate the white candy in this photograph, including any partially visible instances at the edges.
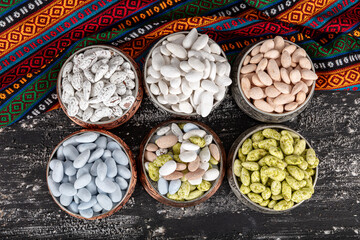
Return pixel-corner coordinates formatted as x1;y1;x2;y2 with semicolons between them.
159;160;177;176
182;141;200;151
199;146;211;162
160;65;181;78
202;168;220;181
179;151;197;162
146;30;232;116
188;177;202;185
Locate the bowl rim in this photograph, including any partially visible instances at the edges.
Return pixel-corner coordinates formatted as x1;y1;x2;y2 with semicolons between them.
236;39;316;117
138;119;226;207
229;124;318;212
46;129;137;220
57;44;141;125
143;31;229;117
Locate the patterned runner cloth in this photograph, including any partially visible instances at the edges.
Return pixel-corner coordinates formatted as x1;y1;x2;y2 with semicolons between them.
0;0;359;127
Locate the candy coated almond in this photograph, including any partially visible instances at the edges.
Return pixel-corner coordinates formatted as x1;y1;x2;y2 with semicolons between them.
256;58;268;72
301;69;318;80
146;143;158;152
274;36;285;52
145;151;157;162
274;104;284;113
188;156;201;172
274;81;291;94
241;64;256;74
155;135;178;148
260;39;274;53
163;171;184;180
267;59;280;81
280;68;291;84
250;53;263;64
274;94;295;105
243;55;251;65
209;143;220;161
281;51;291;68
299;57;311;69
249;87;265;100
257;70;273;86
185;168;206;180
296;91;307;104
176;163;187;171
265;86;281;98
283;45;296;55
253;99;274;113
264;50;280;59
285;102;299;111
251;45;260;56
289;69;301;84
252;74;266;87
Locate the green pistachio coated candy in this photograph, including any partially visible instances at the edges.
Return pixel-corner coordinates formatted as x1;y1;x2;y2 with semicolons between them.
261;187;272;200
247;193;263;204
251;131;264;142
246;149;268;161
148;162;160;181
241;138;253;155
271;194;284;200
251;170;260;183
167;193;184;201
250;183;266;193
172;143;181;155
264;167;286;181
298;158;309;170
306;148;317;165
284;155;303;165
242;162;260;171
197;180;211;191
285;175;301;190
271;180;282;195
233;159;242;177
240;168;251;186
262;128;281;140
293;139;306;156
260;166;269;185
258;139;278;151
184;190;204;200
209;156;219;165
268;200;277;209
259;199;270;207
238;150;246;162
269;146;284;159
177;181;191;198
280;135;294;155
263;155;287;170
189;136;206;148
153;154;172;167
291;188;312;203
282;181;292;201
287;165;305;181
273;200;294;211
240;184;251;194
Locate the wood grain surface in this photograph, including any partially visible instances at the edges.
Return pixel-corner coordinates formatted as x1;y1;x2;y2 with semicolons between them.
0;91;359;239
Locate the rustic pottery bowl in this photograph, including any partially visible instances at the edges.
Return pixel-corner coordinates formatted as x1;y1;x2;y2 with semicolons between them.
143;31;229;117
231;39;316;123
46;129;137;220
57;44;143;129
227;124;318;214
138;119;226;207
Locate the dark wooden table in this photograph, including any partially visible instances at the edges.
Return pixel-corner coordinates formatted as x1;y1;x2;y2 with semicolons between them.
1;91;359;239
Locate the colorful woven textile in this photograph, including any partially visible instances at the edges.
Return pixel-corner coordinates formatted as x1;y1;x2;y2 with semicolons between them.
0;0;359;127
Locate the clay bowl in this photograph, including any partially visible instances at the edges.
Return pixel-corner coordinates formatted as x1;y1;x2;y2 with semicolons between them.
138;119;226;207
227;124;318;214
57;44;143;129
46;129;137;220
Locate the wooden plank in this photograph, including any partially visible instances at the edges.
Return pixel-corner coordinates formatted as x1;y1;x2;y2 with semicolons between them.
0;91;359;239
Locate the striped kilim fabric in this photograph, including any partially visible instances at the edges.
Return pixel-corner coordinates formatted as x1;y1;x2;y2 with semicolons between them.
0;0;359;127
